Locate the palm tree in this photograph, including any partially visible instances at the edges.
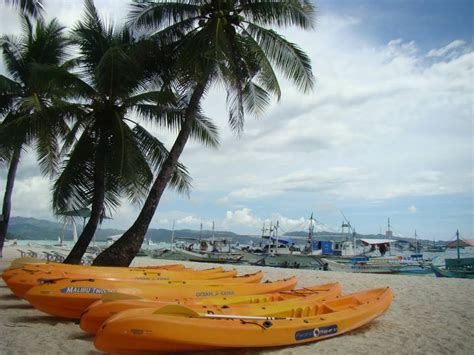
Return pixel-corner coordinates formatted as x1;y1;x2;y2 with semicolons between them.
93;0;315;266
44;0;219;264
0;16;69;257
4;0;44;18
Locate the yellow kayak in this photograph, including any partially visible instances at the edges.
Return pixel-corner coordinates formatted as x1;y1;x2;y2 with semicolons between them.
5;268;240;299
95;287;393;352
24;276;297;319
80;282;341;334
5;257;186;272
1;262;220;283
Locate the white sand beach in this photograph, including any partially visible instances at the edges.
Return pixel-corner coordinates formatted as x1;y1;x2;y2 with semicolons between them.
1;246;473;354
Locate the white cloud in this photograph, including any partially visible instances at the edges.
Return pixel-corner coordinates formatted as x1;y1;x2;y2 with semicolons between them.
427;40;466;57
175;215;213;228
408;205;417;213
222;208;315;234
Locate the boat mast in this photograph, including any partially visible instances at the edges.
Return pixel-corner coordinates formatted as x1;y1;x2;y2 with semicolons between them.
456;229;460;262
269;221;273;249
211;221;215;243
171;221;175;251
385;218;393;238
352;229;356;250
199;222;203;242
275;221;279;252
307;213;314;254
415;230;418;253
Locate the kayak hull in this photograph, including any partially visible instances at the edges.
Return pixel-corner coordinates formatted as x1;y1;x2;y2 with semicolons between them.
2;263;222;283
6;269;255;299
94;287;393;352
24;276;297;319
80;282;341;334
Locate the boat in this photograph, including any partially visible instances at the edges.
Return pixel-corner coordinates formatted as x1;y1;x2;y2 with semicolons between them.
173;248;243;263
322;257;402;274
94;287;393;352
247;216;327;269
23;276;298;319
431;265;474;279
80;282;342;334
431;230;474;279
5;268;252;299
154;222;244;263
2;261;227;284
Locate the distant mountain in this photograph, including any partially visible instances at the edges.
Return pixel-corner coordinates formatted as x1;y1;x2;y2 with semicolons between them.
6;216;256;243
6;216;438;245
7;217;124;241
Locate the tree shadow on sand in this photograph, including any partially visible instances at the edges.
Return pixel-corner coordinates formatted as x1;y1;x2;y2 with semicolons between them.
0;303;32;309
11;315;72;325
0;293;20;300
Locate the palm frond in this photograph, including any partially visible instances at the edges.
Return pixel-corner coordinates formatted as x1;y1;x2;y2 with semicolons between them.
129;1;200;32
192;111;220;148
131;123;192;195
245;23;314;92
4;0;45;19
1;35;27;83
53;132;95;213
240;0;315;29
241;33;281;99
0;75;22;115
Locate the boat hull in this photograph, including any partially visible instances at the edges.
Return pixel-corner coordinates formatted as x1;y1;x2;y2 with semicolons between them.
431;266;474;279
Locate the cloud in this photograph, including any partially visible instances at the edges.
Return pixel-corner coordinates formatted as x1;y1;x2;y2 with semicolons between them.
222;208;314;234
175;215;213;228
427;40;466;57
408;205;417;213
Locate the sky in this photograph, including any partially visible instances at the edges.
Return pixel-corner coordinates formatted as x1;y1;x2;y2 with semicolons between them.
0;0;472;240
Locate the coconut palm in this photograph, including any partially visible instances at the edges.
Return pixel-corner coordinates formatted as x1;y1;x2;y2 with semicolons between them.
0;16;69;256
93;0;315;266
4;0;44;18
44;0;219;264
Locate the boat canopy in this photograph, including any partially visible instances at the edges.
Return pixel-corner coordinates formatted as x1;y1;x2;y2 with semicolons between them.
360;239;396;246
270;236;295;245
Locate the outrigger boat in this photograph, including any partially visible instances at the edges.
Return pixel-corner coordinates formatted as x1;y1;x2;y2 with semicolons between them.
431;231;474;279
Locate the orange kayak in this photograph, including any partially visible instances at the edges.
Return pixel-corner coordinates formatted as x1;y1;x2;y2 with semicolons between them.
1;263;220;283
24;276;297;319
94;287;393;352
6;268;240;299
80;282;341;334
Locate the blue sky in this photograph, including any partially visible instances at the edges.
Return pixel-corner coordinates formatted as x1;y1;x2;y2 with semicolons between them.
318;0;473;50
0;0;472;240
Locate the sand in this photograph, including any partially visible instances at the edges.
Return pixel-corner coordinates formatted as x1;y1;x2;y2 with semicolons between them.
1;246;473;354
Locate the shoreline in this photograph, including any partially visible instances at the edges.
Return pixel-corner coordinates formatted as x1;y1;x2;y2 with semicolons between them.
1;247;473;354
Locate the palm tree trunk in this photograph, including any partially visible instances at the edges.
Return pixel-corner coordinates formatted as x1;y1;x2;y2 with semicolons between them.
93;80;208;266
63;159;105;264
0;147;21;258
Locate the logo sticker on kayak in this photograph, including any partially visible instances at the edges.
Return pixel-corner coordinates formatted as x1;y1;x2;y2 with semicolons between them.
295;325;338;341
60;287;109;294
195;290;235;297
